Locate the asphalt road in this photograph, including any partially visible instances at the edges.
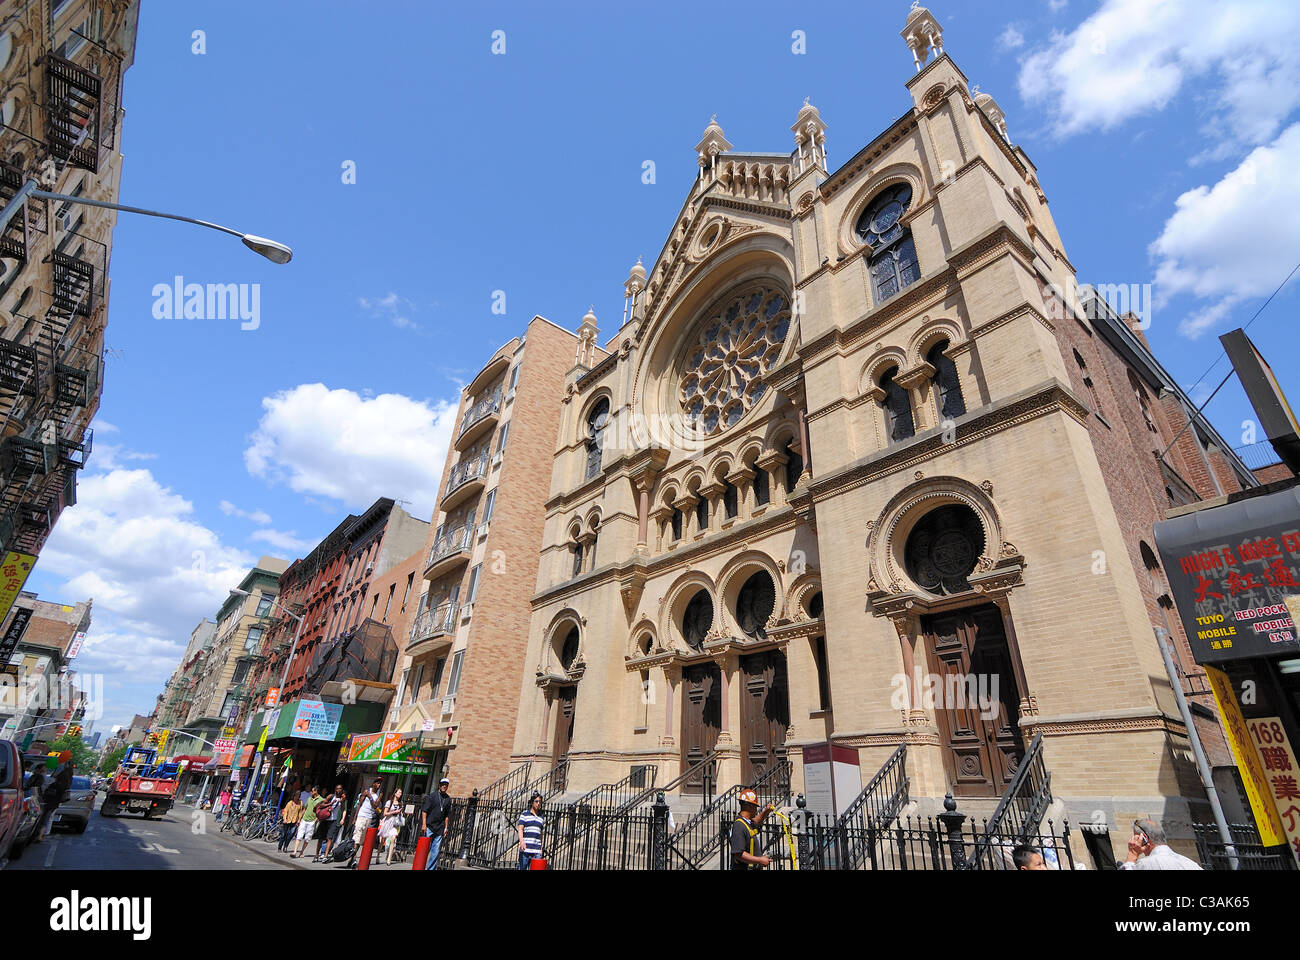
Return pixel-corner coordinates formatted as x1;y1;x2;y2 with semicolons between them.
4;802;290;870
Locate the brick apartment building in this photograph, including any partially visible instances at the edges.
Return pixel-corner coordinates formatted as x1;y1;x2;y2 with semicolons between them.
0;0;139;562
0;590;91;750
387;314;587;791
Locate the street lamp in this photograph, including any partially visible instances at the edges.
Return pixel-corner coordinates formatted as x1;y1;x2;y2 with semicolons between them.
0;181;293;263
229;588;306;811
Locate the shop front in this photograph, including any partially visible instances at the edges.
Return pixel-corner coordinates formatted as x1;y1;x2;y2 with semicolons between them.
340;729;448;815
1156;481;1300;865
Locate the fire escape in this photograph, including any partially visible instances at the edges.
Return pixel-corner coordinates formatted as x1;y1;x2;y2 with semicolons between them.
0;51;113;556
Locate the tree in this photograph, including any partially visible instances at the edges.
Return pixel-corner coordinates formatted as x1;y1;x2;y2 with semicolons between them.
97;744;131;776
48;730;98;772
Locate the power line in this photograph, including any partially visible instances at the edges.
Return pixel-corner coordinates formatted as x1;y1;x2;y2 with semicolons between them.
1183;255;1300;397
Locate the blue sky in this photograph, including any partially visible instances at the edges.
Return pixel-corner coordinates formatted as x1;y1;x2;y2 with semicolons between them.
29;0;1300;734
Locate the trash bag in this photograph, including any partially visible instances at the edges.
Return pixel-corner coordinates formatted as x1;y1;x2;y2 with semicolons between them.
332;836;355;862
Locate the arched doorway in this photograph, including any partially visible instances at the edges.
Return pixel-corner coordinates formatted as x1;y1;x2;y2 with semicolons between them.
733;570;789;782
551;625;581;792
904;505;1023;796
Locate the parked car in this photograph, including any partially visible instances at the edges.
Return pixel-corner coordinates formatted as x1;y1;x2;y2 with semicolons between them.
0;744;44;862
53;775;94;833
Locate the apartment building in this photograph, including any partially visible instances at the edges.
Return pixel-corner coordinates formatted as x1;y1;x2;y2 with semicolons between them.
0;589;90;749
0;0;139;561
388;314;587;791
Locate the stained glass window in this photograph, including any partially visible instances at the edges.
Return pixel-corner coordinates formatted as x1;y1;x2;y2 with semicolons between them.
585;398;609;480
679;283;791;437
880;366;915;442
683;590;713;650
926;341;966;419
736;571;776;639
856;184;920;304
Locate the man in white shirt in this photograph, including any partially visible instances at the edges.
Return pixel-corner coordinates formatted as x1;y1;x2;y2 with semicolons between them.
1118;818;1203;870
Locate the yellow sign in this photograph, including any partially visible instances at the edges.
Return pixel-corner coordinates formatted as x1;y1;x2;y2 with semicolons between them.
1205;666;1286;847
257;725;268;752
155;728;169;752
1245;716;1300;865
0;552;36;625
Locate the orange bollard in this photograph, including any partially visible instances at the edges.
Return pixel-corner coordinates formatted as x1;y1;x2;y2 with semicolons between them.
357;826;378;870
412;835;431;870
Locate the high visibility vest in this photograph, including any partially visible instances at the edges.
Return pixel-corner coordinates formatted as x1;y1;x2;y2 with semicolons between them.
734;816;758;865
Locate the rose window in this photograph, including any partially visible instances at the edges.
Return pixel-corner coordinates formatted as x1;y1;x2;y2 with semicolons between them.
678;284;791;436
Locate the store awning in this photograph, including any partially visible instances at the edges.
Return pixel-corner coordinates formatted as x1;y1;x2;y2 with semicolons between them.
342;730;445;764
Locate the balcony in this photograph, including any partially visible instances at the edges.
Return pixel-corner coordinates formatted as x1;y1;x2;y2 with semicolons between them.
424;524;474;581
1;435;55;482
49;250;96;318
0;165;29;264
407;601;459;655
44;55;104;173
58;428;92;469
456;391;501;450
441;453;488;511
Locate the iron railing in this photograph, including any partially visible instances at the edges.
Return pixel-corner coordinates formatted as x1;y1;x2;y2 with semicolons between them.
464;760;570;868
966;731;1050;870
459;391;501;438
426;522;474;569
665;759;792;871
408;601;458;648
546;765;658;862
444;454;488;500
1193;821;1295;871
822;744;910;870
611;751;719;819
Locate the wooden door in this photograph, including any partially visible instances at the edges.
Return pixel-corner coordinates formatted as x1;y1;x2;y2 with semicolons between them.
921;605;1023;797
551;685;577;792
739;650;789;783
680;662;721;794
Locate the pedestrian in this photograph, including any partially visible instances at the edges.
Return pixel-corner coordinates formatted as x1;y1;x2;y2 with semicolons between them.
730;788;773;870
215;787;231;821
1118;818;1202;870
351;778;383;850
516;792;545;870
379;787;404;865
279;793;303;852
420;777;452;870
25;760;47;837
311;785;337;861
39;755;74;841
320;784;348;862
292;785;323;859
1012;844;1048;870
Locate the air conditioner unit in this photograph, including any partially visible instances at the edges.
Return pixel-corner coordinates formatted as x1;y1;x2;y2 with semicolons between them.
55;209;73;232
477;521;490;539
460;603;473;621
440;696;456;717
491;451;502;467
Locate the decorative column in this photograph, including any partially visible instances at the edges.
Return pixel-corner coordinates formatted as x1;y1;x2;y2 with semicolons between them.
891;615;924;725
895;363;935;434
699;481;723;533
661;664;676;746
726;464;756;519
757;449;789;506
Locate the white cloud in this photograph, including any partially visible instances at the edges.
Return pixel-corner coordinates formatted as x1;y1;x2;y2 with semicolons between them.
1149;123;1300;337
36;466;260;730
1018;0;1300;146
219;499;273;526
998;24;1025;51
359;292;419;330
1048;0;1068;11
244;383;457;519
250;527;317;553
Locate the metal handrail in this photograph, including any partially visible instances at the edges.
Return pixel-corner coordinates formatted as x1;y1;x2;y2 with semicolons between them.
445;454;487;497
547;765;660;861
967;731;1050;869
426;522;474;568
666;758;792;870
838;744;909;828
459;392;501;437
478;762;532;805
408;601;459;644
611;751;719;819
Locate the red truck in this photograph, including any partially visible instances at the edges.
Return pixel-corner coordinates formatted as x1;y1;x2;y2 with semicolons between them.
101;746;178;818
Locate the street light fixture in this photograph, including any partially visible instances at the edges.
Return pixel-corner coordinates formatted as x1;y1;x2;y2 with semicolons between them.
0;180;293;263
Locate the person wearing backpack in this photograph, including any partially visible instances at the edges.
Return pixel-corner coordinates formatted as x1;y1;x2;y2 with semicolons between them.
312;786;337;861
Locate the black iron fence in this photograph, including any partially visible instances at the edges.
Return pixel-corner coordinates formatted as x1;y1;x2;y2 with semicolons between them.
1193;821;1295;871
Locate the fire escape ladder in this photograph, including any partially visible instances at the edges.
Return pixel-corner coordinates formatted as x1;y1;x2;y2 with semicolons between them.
44;54;103;173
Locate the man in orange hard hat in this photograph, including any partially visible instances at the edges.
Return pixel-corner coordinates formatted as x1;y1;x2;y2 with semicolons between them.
730;788;774;870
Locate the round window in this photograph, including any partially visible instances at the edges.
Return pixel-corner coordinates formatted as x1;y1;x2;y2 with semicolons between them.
903;504;985;596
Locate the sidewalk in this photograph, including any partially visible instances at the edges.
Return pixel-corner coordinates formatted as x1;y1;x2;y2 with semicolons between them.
208;812;429;871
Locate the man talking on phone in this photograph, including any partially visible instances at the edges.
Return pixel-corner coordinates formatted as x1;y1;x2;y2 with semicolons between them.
1118;818;1202;869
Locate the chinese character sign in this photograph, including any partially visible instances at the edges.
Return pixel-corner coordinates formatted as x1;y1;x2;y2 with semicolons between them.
1246;717;1300;865
1154;487;1300;664
0;553;36;627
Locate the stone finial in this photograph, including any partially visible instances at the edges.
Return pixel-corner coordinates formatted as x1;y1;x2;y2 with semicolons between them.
694;116;734;183
901;3;944;72
791;97;828;174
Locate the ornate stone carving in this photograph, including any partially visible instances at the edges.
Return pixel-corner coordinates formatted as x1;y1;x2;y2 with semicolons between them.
1000;541;1018;558
980;480;993;495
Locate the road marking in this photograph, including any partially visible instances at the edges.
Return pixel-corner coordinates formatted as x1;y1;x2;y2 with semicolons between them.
43;841;56;868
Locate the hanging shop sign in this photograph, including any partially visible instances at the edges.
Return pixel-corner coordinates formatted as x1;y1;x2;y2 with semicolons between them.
0;607;32;665
0;553;35;627
291;699;344;741
1204;666;1286;848
1154;485;1300;664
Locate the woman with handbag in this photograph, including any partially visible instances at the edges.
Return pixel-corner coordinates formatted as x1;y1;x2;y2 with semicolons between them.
379;787;404;864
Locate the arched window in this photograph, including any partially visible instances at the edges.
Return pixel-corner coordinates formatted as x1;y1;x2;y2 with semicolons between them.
735;571;776;639
926;340;966;419
559;627;580;671
585;397;609;480
807;591;824;619
880;366;915;442
856;183;920;303
1073;349;1103;418
682;590;713;650
570;534;584;577
696;497;708;532
904;504;985;596
671;507;684;542
1130;372;1158;434
723;480;739;519
754;467;770;506
783;438;803;492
